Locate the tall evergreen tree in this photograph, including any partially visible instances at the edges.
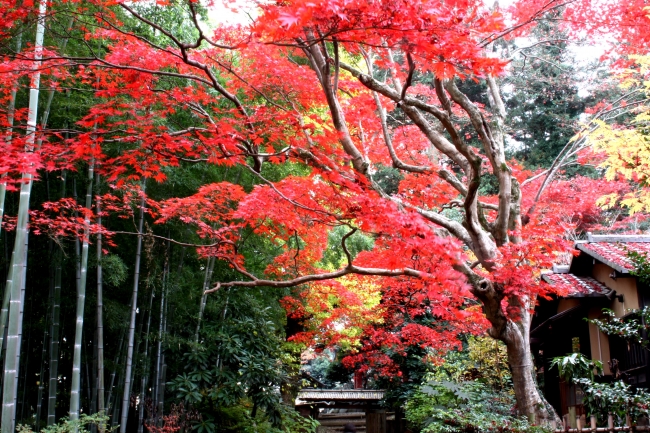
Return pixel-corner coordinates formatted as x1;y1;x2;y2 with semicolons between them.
503;14;586;168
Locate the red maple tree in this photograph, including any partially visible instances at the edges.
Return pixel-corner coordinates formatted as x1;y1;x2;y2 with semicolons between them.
2;0;649;424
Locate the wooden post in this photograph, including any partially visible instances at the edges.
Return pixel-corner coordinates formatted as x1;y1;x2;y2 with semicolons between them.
626;413;633;429
563;414;570;432
366;410;386;433
577;414;582;432
395;407;404;433
608;413;614;433
591;415;597;432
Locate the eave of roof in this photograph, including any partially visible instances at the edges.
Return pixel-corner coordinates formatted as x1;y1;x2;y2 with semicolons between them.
295;389;386;407
541;272;612;298
530;305;583;336
577;233;650;274
296;389;385;401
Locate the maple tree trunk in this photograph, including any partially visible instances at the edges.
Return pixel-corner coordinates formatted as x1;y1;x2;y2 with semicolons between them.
473;280;556;424
504;323;549;422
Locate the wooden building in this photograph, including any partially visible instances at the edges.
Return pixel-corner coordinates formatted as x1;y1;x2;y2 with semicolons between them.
532;234;650;423
295;389;398;433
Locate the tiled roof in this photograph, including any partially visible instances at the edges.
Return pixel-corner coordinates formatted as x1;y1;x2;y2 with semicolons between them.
296;389;385;402
542;273;611;297
577;241;650;273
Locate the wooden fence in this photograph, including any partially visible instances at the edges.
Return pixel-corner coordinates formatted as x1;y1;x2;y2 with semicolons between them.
552;414;649;432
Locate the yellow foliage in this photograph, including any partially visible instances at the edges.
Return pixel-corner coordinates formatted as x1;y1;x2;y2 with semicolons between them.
589;55;650;214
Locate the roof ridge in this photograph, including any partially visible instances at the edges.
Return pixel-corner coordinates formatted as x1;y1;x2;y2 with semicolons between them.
586;232;650;243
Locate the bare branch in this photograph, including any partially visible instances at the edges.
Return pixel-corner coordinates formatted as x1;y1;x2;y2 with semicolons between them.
333;37;340;94
206;263;428;293
243;165;337;218
341;227;357;267
108;231;230;248
399;52;415;102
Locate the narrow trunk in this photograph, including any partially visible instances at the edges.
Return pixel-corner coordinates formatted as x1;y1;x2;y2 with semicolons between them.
0;30;25;360
1;1;46;428
137;285;155;433
153;257;168;425
156;279;170;424
2;157;32;432
47;173;66;426
106;323;126;420
120;182;146;433
194;256;215;343
0;254;15;359
17;283;32;421
156;356;166;425
70;159;94;425
35;282;51;430
96;173;105;431
90;330;98;433
47;251;63;425
0;31;23;236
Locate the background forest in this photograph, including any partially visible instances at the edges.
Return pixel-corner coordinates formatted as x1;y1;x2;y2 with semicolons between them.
1;0;649;432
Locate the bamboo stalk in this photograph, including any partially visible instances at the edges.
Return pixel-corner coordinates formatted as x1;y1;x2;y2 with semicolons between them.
0;30;24;361
47;244;63;425
96;172;106;432
35;274;53;430
120;181;146;433
69;158;94;427
47;170;66;426
106;323;126;421
137;283;155;433
194;256;215;343
156;292;169;423
17;272;32;421
90;329;98;433
1;1;46;429
152;254;168;426
0;253;15;361
0;30;23;237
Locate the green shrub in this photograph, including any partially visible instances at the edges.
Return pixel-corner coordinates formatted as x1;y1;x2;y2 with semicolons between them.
17;413;111;433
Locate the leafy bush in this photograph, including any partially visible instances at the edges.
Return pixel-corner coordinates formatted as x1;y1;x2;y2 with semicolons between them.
405;337;549;433
214;404;319;433
17;413;111;433
588;307;650;349
406;380;549;433
551;353;650;423
548;352;602;383
575;378;650;421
